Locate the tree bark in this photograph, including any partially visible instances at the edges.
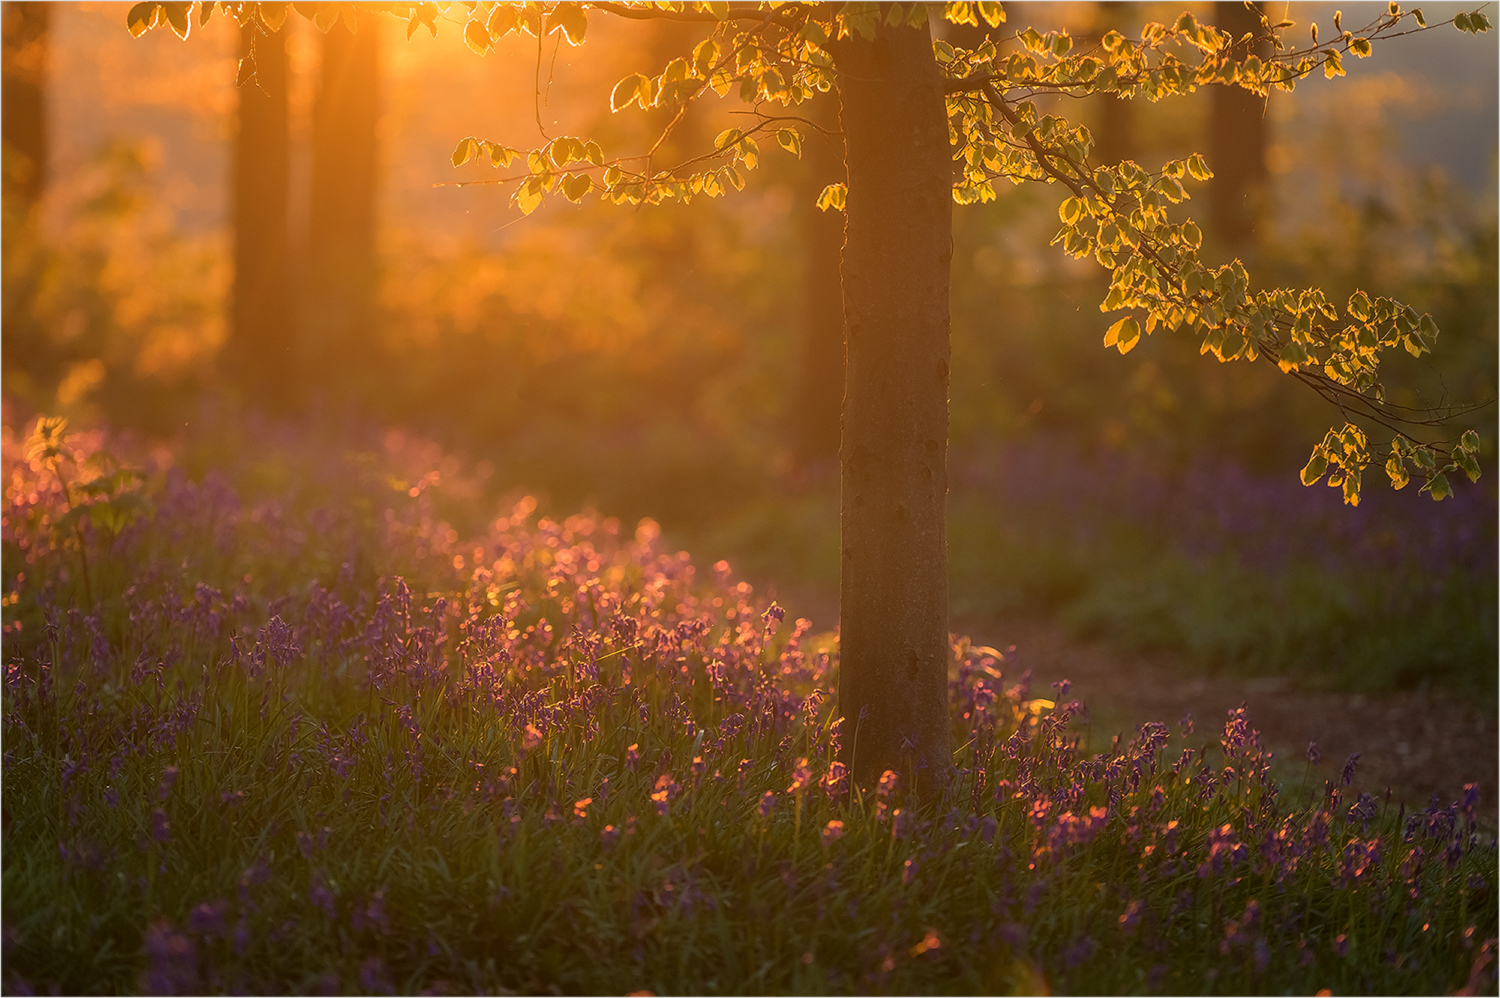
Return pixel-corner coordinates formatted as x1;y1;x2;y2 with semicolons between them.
832;17;954;794
230;21;295;409
1092;1;1136;167
791;92;845;472
2;1;48;212
1209;1;1269;250
307;10;380;393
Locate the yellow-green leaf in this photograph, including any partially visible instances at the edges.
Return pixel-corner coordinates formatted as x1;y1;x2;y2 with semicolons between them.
1423;472;1452;500
487;143;516;168
258;2;290;30
161;1;191;38
611;73;646;112
1103;315;1139;351
546;4;587;45
452;137;480;168
693;38;720;76
562;173;592;202
816;182;846;212
1385;451;1409;489
516;177;544;215
465;18;491;54
488;3;521;37
126;2;161;37
1300;449;1329;486
713;127;743;152
776;128;803;158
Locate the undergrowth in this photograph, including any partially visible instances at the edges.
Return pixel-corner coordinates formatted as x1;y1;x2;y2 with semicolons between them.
3;416;1496;995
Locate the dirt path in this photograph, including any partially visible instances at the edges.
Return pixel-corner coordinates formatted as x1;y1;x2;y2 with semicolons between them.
969;617;1498;826
765;580;1496;824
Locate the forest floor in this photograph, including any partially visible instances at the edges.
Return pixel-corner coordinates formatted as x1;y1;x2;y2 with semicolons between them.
969;617;1498;827
768;583;1496;827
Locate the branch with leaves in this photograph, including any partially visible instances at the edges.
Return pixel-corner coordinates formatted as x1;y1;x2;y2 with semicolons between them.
126;0;1494;503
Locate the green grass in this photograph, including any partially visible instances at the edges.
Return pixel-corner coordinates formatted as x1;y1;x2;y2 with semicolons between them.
3;418;1495;995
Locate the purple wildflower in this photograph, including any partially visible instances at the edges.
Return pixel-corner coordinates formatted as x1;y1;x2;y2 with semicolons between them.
1119;900;1145;935
141;920;197;995
1341;752;1361;787
186;900;226;937
309;871;337;919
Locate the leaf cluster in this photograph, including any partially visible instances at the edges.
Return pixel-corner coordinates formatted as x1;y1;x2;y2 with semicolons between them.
125;1;1494;502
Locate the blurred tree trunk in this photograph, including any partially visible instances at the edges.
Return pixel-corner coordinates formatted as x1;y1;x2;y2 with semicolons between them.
831;17;954;794
1209;1;1270;250
1093;1;1135;166
230;21;295;409
307;11;380;396
791;93;845;472
2;1;48;212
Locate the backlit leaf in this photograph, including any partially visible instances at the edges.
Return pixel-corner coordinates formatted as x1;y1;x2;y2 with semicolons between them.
776;128;802;158
488;4;520;37
126;2;161;37
562;173;593;202
1385;451;1409;489
611;74;646;112
977;0;1005;27
260;2;289;30
161;1;191;38
547;4;587;45
1300;450;1329;486
815;182;846;212
465;18;491;54
516;177;544;215
452;137;480;168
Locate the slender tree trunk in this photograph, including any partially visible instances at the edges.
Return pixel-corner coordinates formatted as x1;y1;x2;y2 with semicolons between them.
832;17;954;794
791;93;846;472
230;21;294;408
1;1;48;212
307;10;380;394
1093;1;1135;166
1209;1;1269;249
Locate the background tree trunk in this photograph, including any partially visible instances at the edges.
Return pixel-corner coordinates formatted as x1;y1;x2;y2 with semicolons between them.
2;1;48;213
307;11;380;396
1093;1;1136;167
230;21;294;409
1209;1;1270;250
791;93;846;473
833;17;954;794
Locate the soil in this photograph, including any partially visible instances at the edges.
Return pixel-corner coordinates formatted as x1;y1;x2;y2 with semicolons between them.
966;617;1499;827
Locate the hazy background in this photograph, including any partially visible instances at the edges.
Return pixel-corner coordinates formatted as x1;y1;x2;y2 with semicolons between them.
5;1;1496;695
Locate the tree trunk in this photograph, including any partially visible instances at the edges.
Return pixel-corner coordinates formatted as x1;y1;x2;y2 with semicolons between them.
1093;2;1135;166
832;17;954;794
2;1;48;212
230;21;294;409
1209;1;1269;249
307;10;380;395
791;92;846;473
